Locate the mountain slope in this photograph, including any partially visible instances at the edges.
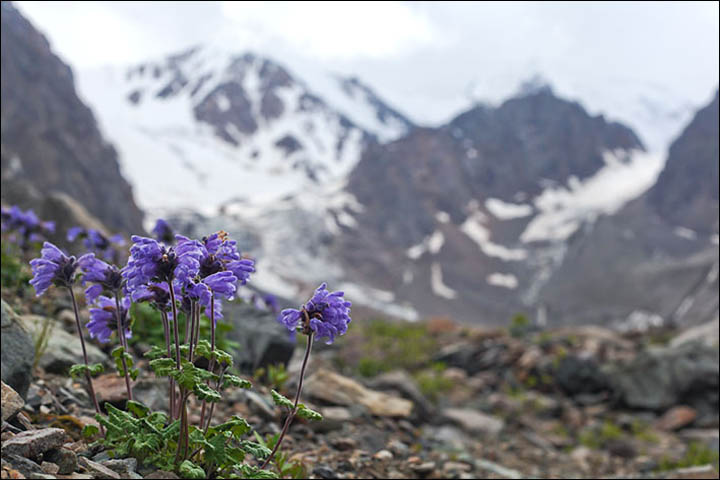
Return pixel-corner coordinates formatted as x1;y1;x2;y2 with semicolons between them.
77;45;413;215
0;2;144;233
538;92;719;328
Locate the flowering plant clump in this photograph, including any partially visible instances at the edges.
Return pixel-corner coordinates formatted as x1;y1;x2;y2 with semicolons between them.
1;205;55;248
67;226;125;262
27;218;350;478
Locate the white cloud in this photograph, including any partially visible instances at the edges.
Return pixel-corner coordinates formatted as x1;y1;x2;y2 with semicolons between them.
220;1;444;60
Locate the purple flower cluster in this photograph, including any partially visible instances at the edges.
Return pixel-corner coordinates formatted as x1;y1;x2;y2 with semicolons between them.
67;227;124;261
29;242;91;296
1;206;55;246
87;295;132;343
278;283;352;344
78;255;124;303
151;218;175;244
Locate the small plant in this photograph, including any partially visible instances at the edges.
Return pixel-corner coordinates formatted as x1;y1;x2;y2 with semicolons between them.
658;441;720;471
508;313;531;338
28;223;352;477
414;362;454;402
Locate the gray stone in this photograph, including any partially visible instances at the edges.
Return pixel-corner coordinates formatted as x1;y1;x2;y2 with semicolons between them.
1;428;66;459
367;370;434;418
1;381;24;421
442;408;504;435
100;458;137;476
555;355;610;397
1;454;43;477
144;471;179;479
24;314;106;374
223;302;295;373
1;300;35;397
78;456;120;479
605;342;719;412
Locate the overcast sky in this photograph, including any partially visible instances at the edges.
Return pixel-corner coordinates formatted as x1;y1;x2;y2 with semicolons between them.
15;1;720;130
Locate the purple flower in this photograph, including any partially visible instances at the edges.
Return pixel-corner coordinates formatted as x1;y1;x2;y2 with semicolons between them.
2;206;55;246
196;231;255;287
152;219;175;244
130;282;171;310
204;271;237;299
87;295;132;343
66;227;124;262
78;255;124;303
123;235;203;292
29;242;92;296
278;283;351;344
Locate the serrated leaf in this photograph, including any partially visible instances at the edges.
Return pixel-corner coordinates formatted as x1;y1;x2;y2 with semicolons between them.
296;404;322;421
270;390;293;410
178;460;205;480
89;363;105;376
143;345;167;360
240;440;272;460
126;400;149;418
149;358;176;377
194;383;221;402
129;368;139;381
235;463;279;478
69;363;104;379
223;374;251;390
210;416;251;439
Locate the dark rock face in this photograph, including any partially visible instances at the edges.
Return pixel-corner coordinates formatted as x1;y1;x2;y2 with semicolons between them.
339;88;645;323
648;92;719;234
0;2;144;234
539;92;719;327
0;300;34;398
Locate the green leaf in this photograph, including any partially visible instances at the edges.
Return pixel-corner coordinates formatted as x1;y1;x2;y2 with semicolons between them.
240;440;272;460
194;383;221;403
296;404;322;422
270;390;293;410
143;345;167;360
223;374;251;390
213;348;233;367
203;431;229;467
129;368;139;381
82;424;99;438
149;358;176;377
178;460;206;480
235;464;279;479
126;400;149;419
210;416;251;439
69;363;104;379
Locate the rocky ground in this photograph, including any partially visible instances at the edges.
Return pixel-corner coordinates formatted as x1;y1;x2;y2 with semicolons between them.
1;291;719;479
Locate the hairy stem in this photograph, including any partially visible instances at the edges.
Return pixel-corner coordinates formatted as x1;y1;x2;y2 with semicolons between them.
68;287;104;434
168;282;182;421
187;301;197;362
199;293;215;429
260;331;313;470
203;365;225;434
114;291;133;401
161;310;176;419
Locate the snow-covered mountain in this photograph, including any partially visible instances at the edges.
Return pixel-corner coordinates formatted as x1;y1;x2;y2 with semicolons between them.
77;45;413;217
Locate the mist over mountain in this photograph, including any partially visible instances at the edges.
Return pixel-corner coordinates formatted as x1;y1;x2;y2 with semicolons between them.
2;4;717;329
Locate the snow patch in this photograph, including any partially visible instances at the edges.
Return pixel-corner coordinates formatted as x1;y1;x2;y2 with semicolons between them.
485;198;532;219
431;262;457;299
435;211;451;223
521;149;664;243
673;227;697;240
487;273;518;289
460;212;528;261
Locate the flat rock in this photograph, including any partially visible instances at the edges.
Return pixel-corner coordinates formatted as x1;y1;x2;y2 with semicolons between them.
367;370;434;417
305;369;413;417
1;381;24;421
656;405;698;431
1;428;66;459
24;314;106;374
1;300;35;397
442;408;504;435
78;456;121;479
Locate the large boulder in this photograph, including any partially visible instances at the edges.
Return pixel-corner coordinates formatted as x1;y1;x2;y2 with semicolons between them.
1;300;34;397
605;342;719;424
223;302;295;373
24;314;105;374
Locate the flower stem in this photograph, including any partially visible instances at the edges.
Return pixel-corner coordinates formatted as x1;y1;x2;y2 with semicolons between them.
260;331;313;470
199;293;215;429
187;301;197;361
67;287;104;434
114;291;133;401
161;310;176;419
168;282;182;422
